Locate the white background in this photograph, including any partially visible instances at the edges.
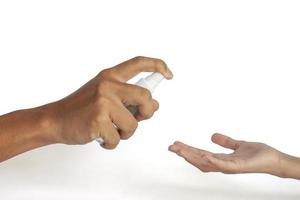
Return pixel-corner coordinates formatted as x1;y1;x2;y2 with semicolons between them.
1;0;300;199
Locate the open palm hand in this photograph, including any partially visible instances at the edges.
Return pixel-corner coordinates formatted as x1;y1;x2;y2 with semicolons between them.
169;133;281;175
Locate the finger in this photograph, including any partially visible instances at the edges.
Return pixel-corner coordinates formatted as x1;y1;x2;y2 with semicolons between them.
168;142;217;172
205;154;239;174
116;83;153;106
111;56;173;82
99;120;121;149
135;99;159;121
135;101;156;121
170;141;212;157
115;83;155;120
211;133;241;150
110;102;138;140
153;99;159;112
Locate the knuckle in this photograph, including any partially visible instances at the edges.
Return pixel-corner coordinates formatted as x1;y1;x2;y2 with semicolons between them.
140;102;155;119
121;121;138;140
127;120;138;133
93;105;109;125
132;56;145;64
95;111;107;124
98;68;114;78
95;97;110;110
87;130;98;142
97;79;111;95
143;110;154;119
139;88;152;100
139;103;155;119
154;58;167;71
225;137;231;144
109;137;120;149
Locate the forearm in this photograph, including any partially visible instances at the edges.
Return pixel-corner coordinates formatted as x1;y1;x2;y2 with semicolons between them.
277;152;300;179
0;106;55;162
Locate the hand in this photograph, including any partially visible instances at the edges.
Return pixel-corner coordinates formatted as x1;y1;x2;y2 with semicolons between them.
169;133;282;176
45;56;173;149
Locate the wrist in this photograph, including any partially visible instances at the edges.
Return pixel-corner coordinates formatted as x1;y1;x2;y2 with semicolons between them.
273;151;287;178
35;103;61;144
255;145;284;177
276;152;300;179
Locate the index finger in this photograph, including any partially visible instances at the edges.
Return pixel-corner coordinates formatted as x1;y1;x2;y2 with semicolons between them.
111;56;173;82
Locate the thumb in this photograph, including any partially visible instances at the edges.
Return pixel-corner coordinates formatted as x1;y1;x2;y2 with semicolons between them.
211;133;241;150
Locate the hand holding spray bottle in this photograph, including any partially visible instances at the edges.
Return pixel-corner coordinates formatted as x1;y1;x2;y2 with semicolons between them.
96;72;166;145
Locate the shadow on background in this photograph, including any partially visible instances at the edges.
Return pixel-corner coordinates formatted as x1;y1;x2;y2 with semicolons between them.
132;177;300;200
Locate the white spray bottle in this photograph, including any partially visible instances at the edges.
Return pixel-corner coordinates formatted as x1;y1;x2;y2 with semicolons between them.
96;72;165;145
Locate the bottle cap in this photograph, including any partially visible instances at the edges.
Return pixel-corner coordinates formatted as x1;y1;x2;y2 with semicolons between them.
136;72;164;93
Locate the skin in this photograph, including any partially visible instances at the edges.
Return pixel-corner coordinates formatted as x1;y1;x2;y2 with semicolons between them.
169;133;300;179
0;56;173;162
2;57;299;181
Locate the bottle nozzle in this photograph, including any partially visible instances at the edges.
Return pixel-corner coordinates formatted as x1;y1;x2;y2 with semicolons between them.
139;72;164;93
145;72;164;85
